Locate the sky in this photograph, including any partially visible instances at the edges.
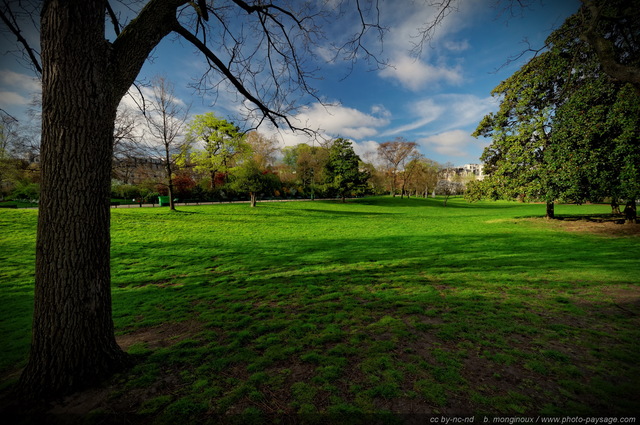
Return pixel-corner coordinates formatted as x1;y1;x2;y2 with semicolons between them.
0;0;581;166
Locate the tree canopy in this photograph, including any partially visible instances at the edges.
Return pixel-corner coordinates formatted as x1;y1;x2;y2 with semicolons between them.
184;113;247;188
324;138;369;202
472;11;640;221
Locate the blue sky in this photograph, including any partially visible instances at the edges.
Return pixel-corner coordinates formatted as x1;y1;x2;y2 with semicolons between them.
0;0;581;166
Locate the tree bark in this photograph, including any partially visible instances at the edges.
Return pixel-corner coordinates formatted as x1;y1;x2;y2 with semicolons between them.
250;192;257;207
611;198;621;215
18;0;129;397
546;201;555;220
19;0;184;398
624;201;637;224
165;148;176;211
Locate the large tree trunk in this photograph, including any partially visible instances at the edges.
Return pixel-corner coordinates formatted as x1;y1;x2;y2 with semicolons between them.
624;201;637;224
611;198;621;215
250;192;257;207
18;0;129;398
546;201;555;220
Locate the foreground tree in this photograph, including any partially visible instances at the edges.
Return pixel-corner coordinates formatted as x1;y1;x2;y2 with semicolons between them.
578;0;640;93
472;45;558;218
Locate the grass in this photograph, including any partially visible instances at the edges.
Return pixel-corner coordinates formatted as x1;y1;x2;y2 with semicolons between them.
1;196;639;421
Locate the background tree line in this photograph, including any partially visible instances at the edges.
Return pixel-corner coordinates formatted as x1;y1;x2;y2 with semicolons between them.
2;85;470;208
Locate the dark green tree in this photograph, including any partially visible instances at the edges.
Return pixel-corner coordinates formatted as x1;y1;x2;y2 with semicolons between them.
229;159;279;207
324;138;369;202
472;50;558;217
549;78;640;223
473;12;640;221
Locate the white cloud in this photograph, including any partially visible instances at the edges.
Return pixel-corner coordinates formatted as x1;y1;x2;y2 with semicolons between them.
418;129;474;157
378;54;463;91
0;70;41;93
0;91;30;107
444;40;470;52
431;94;497;131
368;0;483;91
283;102;390;140
370;104;391;119
315;46;337;64
417;128;490;161
382;94;495;138
351;139;381;163
382;98;444;136
250;102;391;159
0;70;41;112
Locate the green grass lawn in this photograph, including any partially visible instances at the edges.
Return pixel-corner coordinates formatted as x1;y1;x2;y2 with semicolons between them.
1;196;639;421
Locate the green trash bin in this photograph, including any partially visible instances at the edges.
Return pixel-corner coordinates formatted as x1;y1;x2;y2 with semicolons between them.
158;196;170;206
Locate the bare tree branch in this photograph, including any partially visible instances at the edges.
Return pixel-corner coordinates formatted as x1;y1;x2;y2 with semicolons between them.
0;1;42;73
410;0;458;56
105;1;121;36
173;21;310;133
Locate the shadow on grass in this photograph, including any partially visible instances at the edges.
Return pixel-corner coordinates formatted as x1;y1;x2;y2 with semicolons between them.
104;228;640;416
3;199;639;417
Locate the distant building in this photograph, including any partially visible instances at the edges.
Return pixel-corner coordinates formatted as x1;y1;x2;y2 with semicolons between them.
112;156;164;185
462;163;484;180
442;163;484;182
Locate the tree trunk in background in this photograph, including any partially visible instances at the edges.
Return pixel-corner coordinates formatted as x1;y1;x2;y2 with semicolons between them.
250;192;257;207
624;201;637;224
18;0;128;397
611;199;621;215
165;151;176;211
546;201;555;219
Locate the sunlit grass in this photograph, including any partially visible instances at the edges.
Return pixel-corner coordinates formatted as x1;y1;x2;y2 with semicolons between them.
1;197;638;418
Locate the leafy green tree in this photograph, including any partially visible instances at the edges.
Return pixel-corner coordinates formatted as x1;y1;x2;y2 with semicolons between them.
184;113;248;189
472;48;557;217
282;143;328;198
473;13;640;221
549;77;640;223
324;138;369;202
578;0;640;94
229;159;280;207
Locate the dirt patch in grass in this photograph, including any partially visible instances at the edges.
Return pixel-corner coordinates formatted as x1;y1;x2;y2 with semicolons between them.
117;320;203;350
17;322;205;420
528;216;640;237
